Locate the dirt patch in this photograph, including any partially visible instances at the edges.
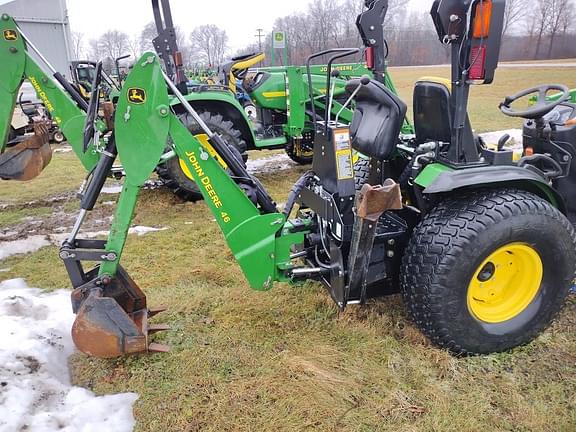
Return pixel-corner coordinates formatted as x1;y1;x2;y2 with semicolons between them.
0;201;114;243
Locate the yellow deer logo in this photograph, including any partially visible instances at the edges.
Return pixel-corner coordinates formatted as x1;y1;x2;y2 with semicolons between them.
127;88;146;104
3;29;18;41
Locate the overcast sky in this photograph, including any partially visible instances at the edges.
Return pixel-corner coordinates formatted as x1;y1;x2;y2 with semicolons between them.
64;0;432;52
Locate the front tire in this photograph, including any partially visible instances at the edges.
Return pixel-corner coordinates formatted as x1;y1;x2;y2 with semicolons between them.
156;111;247;202
401;189;576;355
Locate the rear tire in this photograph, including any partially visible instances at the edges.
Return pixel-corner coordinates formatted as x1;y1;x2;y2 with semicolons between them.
52;130;65;144
354;157;370;192
401;189;576;355
285;139;314;165
156;111;247;202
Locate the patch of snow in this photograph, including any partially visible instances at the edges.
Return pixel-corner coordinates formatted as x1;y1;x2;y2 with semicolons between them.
101;185;123;195
0;279;137;432
53;146;73;154
247;153;297;174
0;236;50;260
479;129;524;152
0;268;10;273
0;227;168;261
128;226;168;236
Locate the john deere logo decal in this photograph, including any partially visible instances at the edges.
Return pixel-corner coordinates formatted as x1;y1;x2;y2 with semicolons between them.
3;29;18;41
128;88;146;104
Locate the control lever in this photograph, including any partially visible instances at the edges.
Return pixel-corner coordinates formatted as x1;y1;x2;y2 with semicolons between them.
498;134;510;151
83;61;103;153
326;69;341;125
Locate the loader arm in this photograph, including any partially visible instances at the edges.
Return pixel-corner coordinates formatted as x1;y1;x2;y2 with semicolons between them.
0;14;99;176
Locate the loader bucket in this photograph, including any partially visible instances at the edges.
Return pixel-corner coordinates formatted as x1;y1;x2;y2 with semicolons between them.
71;267;169;358
0;122;51;181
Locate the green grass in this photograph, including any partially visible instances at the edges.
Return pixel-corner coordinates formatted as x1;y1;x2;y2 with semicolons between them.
388;66;576;132
1;67;576;431
0;152;85;205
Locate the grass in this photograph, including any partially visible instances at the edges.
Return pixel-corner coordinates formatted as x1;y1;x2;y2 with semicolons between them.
388;66;576;132
0;152;85;205
1;67;576;431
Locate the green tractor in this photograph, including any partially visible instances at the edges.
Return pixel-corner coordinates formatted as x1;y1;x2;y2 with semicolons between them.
31;0;576;359
152;0;412;201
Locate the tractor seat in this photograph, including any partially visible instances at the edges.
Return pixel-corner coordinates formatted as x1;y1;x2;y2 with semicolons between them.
413;79;475;145
345;79;407;160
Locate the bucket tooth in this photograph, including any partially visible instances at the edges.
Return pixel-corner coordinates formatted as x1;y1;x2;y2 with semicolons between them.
148;343;171;353
148;306;168;317
148;324;170;334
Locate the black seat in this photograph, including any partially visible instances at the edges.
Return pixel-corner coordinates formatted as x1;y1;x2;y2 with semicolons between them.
346;79;407;160
413;80;475;145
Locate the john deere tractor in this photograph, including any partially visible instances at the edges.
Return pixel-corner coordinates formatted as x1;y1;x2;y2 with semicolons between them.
152;0;413;201
16;0;572;360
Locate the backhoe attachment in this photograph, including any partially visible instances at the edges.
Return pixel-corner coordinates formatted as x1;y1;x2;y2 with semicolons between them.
0;122;51;180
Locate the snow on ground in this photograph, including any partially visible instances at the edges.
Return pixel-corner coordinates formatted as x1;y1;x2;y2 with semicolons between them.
479;129;524;151
100;185;123;195
247;153;297;174
0;227;168;261
0;278;137;432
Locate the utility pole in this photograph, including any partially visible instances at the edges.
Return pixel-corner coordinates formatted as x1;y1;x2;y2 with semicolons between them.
255;28;265;65
255;28;264;53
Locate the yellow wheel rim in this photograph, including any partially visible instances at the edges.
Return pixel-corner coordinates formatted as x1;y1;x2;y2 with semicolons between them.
467;243;543;323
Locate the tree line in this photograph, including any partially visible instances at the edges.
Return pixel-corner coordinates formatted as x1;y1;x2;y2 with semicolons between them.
72;0;575;72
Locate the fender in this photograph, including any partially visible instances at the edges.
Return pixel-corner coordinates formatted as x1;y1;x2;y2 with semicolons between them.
417;164;566;213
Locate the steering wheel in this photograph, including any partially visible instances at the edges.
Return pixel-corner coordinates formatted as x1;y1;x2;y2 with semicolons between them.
499;84;570;119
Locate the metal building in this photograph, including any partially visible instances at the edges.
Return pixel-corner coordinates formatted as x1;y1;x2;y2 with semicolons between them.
0;0;73;79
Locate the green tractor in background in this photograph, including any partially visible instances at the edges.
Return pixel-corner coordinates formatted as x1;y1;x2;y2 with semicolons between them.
152;0;413;201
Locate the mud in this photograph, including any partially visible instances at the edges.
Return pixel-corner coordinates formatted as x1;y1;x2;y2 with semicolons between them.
0;200;114;243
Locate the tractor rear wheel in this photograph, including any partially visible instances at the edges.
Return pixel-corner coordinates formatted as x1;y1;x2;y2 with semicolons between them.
354;157;370;192
401;189;576;355
285;139;314;165
156;111;248;202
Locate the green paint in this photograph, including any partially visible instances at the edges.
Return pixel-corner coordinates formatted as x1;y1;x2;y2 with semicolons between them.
99;183;140;276
0;14;99;170
115;53;170;186
414;163;454;188
111;54;305;289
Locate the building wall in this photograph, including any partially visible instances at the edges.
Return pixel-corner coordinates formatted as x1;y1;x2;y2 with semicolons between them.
0;0;73;79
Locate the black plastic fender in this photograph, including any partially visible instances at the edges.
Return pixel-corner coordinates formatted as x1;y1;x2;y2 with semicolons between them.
423;165;567;214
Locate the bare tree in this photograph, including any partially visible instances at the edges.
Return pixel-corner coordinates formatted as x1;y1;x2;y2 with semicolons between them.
546;0;574;58
140;22;157;53
71;31;85;60
503;0;527;37
190;25;228;67
98;30;130;61
530;0;552;59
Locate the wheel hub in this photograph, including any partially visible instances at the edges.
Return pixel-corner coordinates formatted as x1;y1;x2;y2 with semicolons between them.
467;243;543;323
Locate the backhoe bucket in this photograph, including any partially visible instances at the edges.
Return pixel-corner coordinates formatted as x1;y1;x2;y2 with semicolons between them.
71;267;169;358
0;122;51;181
